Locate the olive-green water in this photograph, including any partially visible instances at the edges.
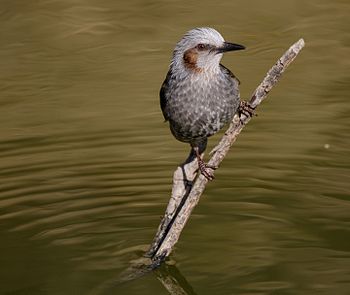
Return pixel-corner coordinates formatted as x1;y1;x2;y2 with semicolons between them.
1;0;349;294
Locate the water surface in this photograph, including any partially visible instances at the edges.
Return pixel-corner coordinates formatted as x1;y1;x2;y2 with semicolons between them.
0;0;349;294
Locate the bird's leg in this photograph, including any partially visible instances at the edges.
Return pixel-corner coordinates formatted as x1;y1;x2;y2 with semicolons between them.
193;146;216;181
238;100;257;123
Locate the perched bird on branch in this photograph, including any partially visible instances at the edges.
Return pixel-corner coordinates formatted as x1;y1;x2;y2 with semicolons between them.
160;27;252;180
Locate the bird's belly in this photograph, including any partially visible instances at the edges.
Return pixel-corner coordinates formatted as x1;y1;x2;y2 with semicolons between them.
168;94;238;142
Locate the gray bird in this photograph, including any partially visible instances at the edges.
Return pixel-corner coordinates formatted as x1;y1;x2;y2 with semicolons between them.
160;27;247;180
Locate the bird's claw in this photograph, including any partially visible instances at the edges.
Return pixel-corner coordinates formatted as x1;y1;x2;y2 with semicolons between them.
198;160;216;180
238;100;257;124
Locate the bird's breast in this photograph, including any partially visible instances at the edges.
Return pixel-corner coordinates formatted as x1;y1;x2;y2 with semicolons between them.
164;72;240;142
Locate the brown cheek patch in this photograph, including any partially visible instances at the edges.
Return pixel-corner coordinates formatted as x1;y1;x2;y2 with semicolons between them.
183;49;202;72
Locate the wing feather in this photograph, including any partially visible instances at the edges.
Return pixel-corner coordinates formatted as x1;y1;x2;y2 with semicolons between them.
219;64;241;85
159;70;172;121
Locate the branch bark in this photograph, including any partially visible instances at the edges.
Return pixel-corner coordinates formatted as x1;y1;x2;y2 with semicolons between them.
146;38;305;264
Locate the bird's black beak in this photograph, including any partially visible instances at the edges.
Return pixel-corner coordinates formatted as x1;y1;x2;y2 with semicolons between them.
217;42;245;53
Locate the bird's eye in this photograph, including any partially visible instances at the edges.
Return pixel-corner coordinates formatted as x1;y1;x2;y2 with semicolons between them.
196;43;206;50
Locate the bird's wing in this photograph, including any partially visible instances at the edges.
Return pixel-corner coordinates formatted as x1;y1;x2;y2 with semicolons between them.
159;70;172;122
219;64;241;85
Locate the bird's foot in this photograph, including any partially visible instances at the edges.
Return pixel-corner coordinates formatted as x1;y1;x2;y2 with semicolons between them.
198;159;217;181
238;100;257;124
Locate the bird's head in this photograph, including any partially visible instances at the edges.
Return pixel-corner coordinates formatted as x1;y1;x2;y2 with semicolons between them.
171;27;245;74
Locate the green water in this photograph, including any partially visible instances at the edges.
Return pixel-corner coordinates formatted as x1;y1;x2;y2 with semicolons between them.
0;0;349;294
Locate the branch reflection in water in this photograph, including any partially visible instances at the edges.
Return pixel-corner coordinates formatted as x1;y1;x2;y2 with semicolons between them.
89;257;197;295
